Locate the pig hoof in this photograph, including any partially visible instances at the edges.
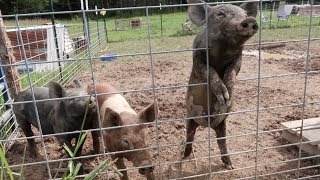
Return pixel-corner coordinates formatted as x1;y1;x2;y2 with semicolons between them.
225;164;234;170
226;100;231;107
90;149;100;155
29;152;38;158
107;172;119;179
183;149;192;158
146;172;155;180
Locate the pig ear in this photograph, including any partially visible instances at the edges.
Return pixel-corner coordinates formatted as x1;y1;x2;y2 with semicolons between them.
239;2;258;18
187;0;208;26
49;81;66;98
74;79;83;88
103;108;124;127
138;101;158;123
86;84;93;94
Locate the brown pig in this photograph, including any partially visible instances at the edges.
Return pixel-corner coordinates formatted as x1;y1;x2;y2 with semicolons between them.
87;83;158;180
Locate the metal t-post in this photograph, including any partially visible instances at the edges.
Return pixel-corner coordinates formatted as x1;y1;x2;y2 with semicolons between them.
160;3;163;38
49;0;63;82
269;1;275;28
95;6;101;45
103;13;108;43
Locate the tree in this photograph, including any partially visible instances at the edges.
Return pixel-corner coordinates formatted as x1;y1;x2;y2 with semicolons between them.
12;0;50;13
0;10;22;98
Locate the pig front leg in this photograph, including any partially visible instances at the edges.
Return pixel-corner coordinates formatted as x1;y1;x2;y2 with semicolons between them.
20;120;38;157
91;114;101;154
223;58;242;107
57;136;74;156
192;56;230;106
112;156;128;180
91;130;100;154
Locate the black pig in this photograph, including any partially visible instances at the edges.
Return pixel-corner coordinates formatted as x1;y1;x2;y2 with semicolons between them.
184;0;258;169
13;80;99;157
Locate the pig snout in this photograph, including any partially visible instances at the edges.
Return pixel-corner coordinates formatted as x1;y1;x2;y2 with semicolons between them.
138;160;154;175
89;96;96;108
238;17;258;36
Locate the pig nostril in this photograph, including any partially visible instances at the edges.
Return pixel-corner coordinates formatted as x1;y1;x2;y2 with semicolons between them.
252;24;258;30
139;166;154;175
241;22;248;28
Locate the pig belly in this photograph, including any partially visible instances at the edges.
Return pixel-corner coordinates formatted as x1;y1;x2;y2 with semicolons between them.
186;79;229;128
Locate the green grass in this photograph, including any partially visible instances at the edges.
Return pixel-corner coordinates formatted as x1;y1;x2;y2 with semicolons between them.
19;60;86;89
1;9;320;147
4;11;320;45
89;11;320;43
0;96;121;180
3;11;319;90
0;8;319;180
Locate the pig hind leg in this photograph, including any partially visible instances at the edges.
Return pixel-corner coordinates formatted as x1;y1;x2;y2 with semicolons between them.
213;120;234;170
91;130;100;154
183;119;199;158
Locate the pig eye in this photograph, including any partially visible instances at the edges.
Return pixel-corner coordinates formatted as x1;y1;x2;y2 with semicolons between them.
217;11;226;17
121;136;133;149
123;139;129;146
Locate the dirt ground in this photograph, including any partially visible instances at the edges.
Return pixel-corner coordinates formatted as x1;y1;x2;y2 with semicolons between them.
6;41;320;179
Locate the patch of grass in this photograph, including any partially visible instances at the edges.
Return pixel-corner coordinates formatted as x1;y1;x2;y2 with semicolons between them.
4;11;320;44
2;11;320;87
0;143;26;180
19;59;89;89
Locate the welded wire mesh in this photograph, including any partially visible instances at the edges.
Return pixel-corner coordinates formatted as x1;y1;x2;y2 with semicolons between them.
0;0;320;179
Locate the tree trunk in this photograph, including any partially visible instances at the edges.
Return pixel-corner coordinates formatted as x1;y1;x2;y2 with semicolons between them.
0;10;22;98
66;0;72;11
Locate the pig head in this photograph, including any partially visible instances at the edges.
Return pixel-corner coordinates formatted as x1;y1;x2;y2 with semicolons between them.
103;105;157;176
49;80;97;155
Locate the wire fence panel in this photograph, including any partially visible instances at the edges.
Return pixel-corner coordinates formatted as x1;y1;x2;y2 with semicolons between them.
0;0;320;179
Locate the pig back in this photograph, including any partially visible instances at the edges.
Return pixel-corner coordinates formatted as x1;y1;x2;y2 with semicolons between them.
14;87;55;135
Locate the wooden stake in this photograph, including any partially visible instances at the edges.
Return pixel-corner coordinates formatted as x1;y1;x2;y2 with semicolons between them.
0;10;22;98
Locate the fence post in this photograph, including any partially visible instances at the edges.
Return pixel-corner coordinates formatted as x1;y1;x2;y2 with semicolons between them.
103;12;108;43
270;1;275;28
95;6;101;45
160;3;163;38
49;0;63;82
0;10;22;99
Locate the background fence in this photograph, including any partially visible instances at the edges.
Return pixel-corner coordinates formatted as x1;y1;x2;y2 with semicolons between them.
0;0;320;179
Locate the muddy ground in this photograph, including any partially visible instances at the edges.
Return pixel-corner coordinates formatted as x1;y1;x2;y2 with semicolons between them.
6;41;320;179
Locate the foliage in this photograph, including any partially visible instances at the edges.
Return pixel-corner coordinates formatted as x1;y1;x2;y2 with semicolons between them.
0;0;313;16
0;143;26;180
62;132;122;180
0;96;121;179
12;0;52;14
0;144;14;179
0;0;186;16
61;96;122;180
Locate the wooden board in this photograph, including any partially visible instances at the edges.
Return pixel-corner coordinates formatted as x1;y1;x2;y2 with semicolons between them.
281;117;320;146
282;130;320;155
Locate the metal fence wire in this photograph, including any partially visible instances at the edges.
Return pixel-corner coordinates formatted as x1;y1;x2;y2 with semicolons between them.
0;0;320;179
